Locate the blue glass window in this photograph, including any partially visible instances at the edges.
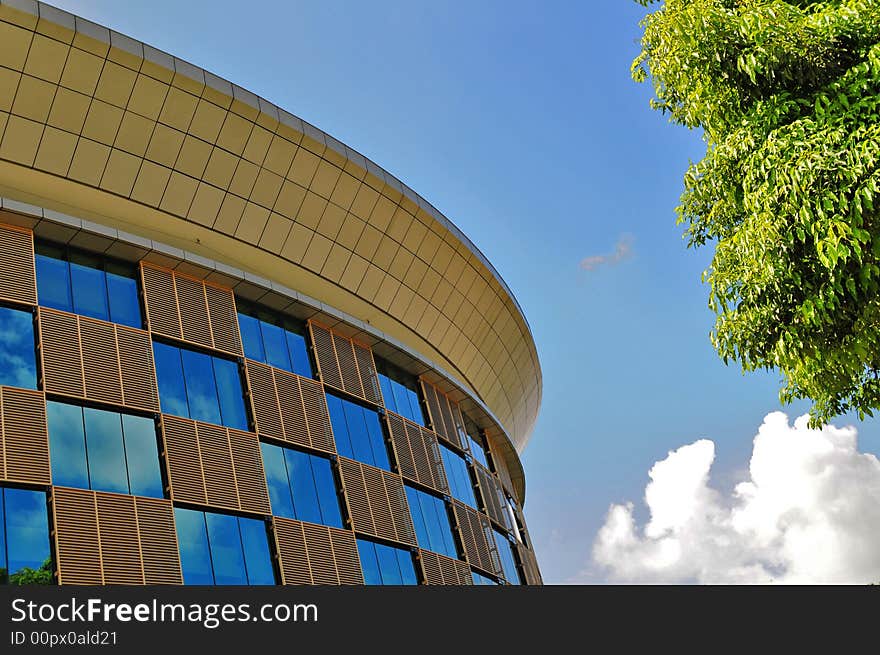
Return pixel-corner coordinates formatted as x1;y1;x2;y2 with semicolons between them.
471;571;499;586
35;241;141;328
464;416;490;468
47;401;163;497
376;358;424;426
83;407;128;494
439;444;477;508
175;508;275;585
326;393;390;470
1;487;51;584
494;529;521;585
174;508;214;585
122;414;164;498
70;252;109;321
356;539;417;586
405;485;457;559
153;341;248;431
260;443;343;528
0;306;36;390
236;300;313;378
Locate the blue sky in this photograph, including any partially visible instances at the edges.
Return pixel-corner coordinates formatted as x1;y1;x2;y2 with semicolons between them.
51;0;880;583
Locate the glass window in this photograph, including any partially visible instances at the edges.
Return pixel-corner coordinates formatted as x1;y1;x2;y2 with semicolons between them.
175;508;275;585
494;529;521;584
46;401;88;489
238;312;265;362
357;537;381;586
285;330;312;379
375;358;425;426
327;393;390;470
261;443;295;519
0;305;37;390
106;262;141;328
213;357;249;431
70;253;109;322
122;414;164;498
154;341;249;430
1;487;51;585
238;517;275;585
174;508;215;585
152;342;189;418
405;485;457;559
471;571;499;586
205;512;247;585
35;241;141;328
506;497;524;544
356;539;417;586
464;417;490;468
236;300;313;378
260;442;343;528
440;444;478;508
181;348;221;425
47;401;163;498
35;247;71;312
83;408;128;495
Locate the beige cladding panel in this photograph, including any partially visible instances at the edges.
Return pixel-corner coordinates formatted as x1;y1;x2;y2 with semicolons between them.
0;6;540;461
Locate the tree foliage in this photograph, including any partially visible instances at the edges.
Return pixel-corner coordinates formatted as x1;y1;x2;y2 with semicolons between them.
633;0;880;425
1;558;53;585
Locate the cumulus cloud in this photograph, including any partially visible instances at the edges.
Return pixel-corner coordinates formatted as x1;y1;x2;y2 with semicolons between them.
592;412;880;583
579;234;633;271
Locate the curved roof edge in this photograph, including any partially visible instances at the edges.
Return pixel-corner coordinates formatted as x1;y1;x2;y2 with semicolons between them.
13;0;534;339
0;0;542;455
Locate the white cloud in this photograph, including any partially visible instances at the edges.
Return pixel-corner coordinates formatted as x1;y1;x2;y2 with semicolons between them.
592;412;880;583
579;234;633;271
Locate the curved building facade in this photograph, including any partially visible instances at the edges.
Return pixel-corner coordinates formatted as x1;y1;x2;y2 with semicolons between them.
0;1;542;586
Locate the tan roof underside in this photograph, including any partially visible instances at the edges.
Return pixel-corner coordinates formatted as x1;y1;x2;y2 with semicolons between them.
0;3;542;465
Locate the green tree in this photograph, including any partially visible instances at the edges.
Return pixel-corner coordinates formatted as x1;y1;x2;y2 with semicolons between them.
633;0;880;425
6;558;53;585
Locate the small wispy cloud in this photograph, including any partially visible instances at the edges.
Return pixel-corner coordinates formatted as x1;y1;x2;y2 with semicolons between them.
579;233;634;271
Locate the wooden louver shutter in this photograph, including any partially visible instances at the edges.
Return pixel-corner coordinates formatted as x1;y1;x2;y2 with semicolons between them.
140;263;242;356
0;223;36;305
245;360;335;454
338;457;416;545
385;411;448;494
52;487;182;586
273;517;364;585
418;550;472;585
308;321;382;406
0;387;50;485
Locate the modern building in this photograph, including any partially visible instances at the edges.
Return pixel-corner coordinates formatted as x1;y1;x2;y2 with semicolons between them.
0;0;542;586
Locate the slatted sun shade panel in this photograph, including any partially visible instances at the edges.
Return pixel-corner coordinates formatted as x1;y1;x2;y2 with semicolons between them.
245;360;335;454
419;379;468;450
452;500;502;578
51;487;182;586
337;457;416;546
136;496;184;584
418;550;473;586
273;517;364;585
38;308;160;412
51;487;102;585
140;263;242;356
308;322;383;405
0;387;50;484
385;411;448;494
160;415;270;515
0;223;37;305
96;493;143;584
474;462;511;531
516;542;543;586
